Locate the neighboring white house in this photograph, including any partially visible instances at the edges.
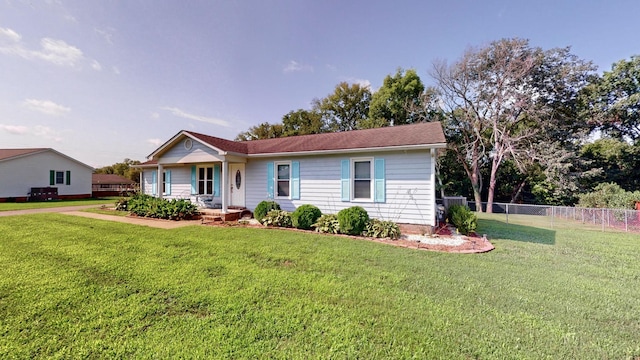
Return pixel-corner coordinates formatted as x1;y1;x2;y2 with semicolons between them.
0;148;94;202
138;122;446;226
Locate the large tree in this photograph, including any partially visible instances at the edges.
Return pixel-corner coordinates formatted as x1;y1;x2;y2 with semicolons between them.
282;109;325;136
235;122;284;141
367;68;425;127
580;56;640;141
314;82;371;132
94;158;142;183
432;38;595;211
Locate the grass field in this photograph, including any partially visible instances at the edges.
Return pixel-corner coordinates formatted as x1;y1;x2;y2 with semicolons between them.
0;213;638;359
0;198;116;211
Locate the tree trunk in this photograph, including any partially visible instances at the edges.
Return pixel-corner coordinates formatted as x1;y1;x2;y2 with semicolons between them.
486;155;501;214
511;180;527;203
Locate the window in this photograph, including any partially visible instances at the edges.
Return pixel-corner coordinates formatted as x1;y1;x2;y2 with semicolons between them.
198;167;214;194
55;171;65;184
352;159;373;200
276;162;290;197
162;172;167;194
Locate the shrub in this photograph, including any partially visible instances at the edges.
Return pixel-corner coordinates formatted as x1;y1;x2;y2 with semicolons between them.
313;214;340;234
127;193;198;220
364;219;401;239
578;182;640;209
254;200;281;221
291;204;322;230
337;206;369;236
261;210;292;228
447;204;477;235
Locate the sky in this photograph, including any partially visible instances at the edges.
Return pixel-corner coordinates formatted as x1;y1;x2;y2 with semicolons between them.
1;0;639;168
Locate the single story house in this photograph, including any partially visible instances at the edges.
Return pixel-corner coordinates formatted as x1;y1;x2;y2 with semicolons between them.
92;173;137;197
138;122;446;226
0;148;93;202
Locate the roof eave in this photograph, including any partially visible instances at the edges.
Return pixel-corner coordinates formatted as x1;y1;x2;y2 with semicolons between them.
247;143;447;158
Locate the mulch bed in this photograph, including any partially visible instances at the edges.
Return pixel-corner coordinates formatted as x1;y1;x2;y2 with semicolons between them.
203;219;494;254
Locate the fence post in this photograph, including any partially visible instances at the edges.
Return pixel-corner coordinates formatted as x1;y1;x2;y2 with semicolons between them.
506;203;509;224
551;206;555;228
601;208;605;232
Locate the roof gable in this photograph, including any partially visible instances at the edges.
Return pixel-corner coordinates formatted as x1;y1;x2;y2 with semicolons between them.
0;148;94;170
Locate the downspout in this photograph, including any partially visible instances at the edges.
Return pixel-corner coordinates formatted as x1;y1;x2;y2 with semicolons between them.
430;148;436;226
157;164;163;199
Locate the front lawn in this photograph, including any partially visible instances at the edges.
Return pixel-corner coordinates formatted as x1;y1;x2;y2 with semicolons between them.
0;198;117;211
0;213;638;358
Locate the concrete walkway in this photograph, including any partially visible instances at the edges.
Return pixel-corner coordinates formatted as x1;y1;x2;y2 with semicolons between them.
0;205;202;229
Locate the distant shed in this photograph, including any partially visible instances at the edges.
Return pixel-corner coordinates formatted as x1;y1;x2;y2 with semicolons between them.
92;174;137;197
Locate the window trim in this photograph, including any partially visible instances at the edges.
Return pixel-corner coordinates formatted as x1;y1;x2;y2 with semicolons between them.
275;161;292;199
55;171;65;185
197;166;214;195
351;157;374;202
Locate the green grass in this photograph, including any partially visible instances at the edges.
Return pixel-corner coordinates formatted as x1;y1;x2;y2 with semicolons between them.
0;198;117;211
1;213;639;359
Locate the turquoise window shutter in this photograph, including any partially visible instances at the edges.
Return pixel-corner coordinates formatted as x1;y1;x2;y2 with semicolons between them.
165;170;171;195
213;164;221;196
190;166;196;194
65;171;71;185
374;158;385;203
266;162;274;198
341;159;350;201
151;171;157;196
49;170;55;186
291;161;300;200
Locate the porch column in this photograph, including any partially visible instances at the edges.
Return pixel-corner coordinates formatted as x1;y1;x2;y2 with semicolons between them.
139;172;143;194
221;160;228;213
157;164;163;199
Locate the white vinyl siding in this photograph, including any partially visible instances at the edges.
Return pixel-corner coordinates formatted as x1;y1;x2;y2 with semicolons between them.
158;138;224;164
0;151;92;199
245;150;436;225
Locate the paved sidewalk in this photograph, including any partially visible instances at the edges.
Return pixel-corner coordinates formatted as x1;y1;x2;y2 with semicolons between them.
0;205;202;229
62;211;201;229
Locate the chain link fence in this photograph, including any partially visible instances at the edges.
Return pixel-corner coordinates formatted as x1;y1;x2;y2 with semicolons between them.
467;201;640;233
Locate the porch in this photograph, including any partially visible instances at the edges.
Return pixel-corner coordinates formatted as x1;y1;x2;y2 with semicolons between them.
199;207;252;223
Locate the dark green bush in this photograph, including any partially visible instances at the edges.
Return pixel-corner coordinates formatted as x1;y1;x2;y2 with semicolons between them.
364;219;401;239
447;204;477;235
291;204;322;230
261;210;292;228
127;193;198;220
254;200;281;221
337;206;369;236
313;214;340;234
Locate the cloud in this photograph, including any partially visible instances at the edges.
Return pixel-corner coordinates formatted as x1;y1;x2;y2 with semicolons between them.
283;60;313;73
91;59;102;71
112;66;120;75
0;124;29;135
22;99;71;116
147;138;162;146
161;107;230;127
0;124;63;141
348;78;372;89
0;27;99;70
94;27;114;45
150;112;160;119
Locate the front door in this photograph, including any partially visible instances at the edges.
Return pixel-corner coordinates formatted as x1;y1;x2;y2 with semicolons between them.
229;163;245;207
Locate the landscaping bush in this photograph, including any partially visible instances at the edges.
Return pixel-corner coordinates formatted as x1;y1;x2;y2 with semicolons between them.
313;214;340;234
337;206;369;236
261;210;292;228
291;204;322;230
364;219;401;239
447;204;477;235
254;200;281;221
127;193;198;220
